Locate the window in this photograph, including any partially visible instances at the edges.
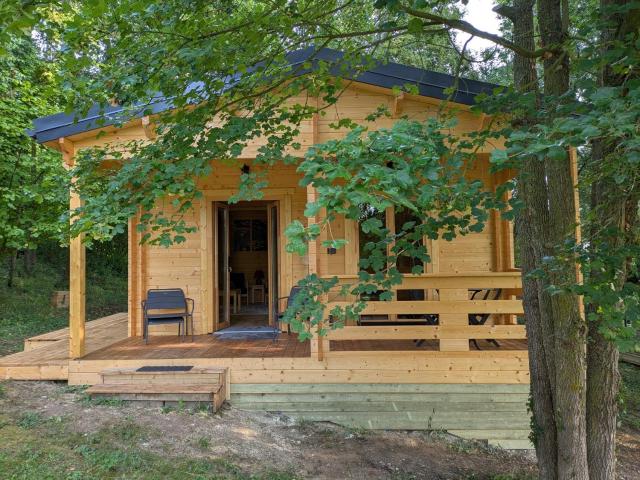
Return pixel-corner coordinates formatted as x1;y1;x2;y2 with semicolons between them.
358;204;386;273
357;205;426;303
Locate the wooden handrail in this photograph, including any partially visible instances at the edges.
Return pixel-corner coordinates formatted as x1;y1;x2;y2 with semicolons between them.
321;272;522;290
326;325;526;341
327;300;523;315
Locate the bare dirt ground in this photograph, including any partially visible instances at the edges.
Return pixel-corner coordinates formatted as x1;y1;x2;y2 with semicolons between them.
1;380;638;479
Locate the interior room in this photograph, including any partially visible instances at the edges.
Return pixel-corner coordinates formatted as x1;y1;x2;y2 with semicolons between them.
227;202;269;327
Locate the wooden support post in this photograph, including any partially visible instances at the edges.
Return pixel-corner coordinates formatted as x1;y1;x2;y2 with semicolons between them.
306;184;318;276
569;148;585;318
310;336;321;360
306;184;329;360
392;92;405;118
490;169;505;273
344;219;359;275
311;110;319;144
425;236;439;300
141;116;157;140
60;138;86;359
127;216;139;337
438;288;470;351
311;293;329;361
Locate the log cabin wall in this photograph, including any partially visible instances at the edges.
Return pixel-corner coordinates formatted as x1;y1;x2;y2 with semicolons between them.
66;83;512;338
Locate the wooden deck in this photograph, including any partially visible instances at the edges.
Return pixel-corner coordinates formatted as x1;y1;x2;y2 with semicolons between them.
84;333;312;360
0;312;128;380
1;312;529;386
82;335;526;362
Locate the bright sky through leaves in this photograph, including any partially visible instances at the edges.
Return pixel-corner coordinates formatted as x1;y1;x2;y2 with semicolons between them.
460;0;502;52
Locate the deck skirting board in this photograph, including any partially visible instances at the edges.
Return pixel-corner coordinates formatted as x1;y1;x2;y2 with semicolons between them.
229;383;533;449
66;356;529;386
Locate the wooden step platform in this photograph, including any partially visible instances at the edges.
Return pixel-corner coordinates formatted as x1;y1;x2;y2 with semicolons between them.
230;383;533;450
86;365;229;411
100;366;227;385
86;383;225;410
0;313;128;380
23;313;127;352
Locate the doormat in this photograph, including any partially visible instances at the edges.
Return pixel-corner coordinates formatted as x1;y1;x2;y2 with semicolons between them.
136;365;194;372
213;326;279;340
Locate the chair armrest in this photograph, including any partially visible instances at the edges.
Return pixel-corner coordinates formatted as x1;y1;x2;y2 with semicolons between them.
185;298;195;315
468;289;482;300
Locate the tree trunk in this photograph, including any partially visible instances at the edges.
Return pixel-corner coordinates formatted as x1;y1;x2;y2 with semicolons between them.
585;3;640;478
536;1;589;478
585;149;624;480
7;250;17;288
498;0;588;477
495;1;560;477
518;208;558;480
24;249;36;275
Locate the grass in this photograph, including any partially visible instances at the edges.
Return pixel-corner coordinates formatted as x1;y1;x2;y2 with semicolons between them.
17;411;45;429
0;261;126;356
78;393;126;408
0;412;299;480
196;436;211;450
620;362;640;430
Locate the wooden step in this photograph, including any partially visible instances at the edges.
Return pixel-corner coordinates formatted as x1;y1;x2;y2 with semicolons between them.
86;383;225;411
100;366;226;385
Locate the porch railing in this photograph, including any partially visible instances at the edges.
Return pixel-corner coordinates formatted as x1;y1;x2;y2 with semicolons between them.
310;272;525;359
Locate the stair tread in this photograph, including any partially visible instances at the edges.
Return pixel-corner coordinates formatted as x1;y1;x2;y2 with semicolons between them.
87;383;223;395
100;366;226;376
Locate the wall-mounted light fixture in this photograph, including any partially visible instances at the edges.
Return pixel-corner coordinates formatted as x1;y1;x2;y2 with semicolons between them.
241;164;250;175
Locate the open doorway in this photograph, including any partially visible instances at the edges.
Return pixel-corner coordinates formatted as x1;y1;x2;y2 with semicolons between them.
214;201;278;334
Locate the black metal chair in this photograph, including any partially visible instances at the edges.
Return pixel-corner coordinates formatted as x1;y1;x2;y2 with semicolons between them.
142;288;194;344
469;288;503;350
276;286;302;337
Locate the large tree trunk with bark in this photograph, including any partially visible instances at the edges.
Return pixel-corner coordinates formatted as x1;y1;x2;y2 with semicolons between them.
498;0;588;478
586;147;625;480
496;1;559;477
537;2;589;478
586;3;640;478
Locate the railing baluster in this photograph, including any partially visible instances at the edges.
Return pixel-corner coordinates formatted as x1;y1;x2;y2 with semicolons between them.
437;289;470;351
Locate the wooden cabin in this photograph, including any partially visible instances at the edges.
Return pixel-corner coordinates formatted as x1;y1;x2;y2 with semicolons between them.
0;49;556;449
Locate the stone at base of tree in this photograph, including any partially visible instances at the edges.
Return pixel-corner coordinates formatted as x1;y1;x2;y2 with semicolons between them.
51;291;69;308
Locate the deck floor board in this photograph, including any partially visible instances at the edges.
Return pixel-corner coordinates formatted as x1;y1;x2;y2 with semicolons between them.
0;313;129;379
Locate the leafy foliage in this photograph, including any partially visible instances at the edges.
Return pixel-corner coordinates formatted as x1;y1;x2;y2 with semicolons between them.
480;2;640;350
0;36;66;257
283;117;506;337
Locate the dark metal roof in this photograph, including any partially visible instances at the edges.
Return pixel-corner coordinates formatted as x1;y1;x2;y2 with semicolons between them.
29;47;500;144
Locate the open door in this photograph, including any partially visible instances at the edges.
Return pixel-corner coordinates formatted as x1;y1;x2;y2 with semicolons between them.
214;202;231;330
267;202;279;327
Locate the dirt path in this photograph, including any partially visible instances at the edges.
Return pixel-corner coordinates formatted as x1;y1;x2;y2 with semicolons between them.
0;381;637;479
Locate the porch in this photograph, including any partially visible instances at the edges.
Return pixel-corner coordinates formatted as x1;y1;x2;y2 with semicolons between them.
0;272;529;384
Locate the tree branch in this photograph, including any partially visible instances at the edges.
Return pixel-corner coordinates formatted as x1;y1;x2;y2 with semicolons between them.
398;2;555;58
